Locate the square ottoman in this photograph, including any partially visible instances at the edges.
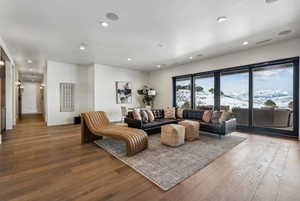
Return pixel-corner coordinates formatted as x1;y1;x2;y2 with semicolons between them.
161;124;185;147
178;120;200;141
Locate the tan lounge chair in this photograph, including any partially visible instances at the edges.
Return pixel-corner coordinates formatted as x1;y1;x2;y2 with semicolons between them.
81;111;148;156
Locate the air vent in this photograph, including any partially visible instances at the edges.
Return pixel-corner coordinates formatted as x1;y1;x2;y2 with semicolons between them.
256;39;272;45
278;30;292;36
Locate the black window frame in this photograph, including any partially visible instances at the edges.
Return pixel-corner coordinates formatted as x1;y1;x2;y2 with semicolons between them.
172;57;299;138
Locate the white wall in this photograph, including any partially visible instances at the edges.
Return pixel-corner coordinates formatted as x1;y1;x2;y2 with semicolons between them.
46;61;94;126
21;82;42;114
149;38;300;109
94;64;149;122
78;65;94;112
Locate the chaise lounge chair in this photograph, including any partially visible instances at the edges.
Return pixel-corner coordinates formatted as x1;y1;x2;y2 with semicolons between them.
81;111;148;156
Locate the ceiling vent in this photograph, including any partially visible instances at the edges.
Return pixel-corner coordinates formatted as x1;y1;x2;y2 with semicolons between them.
278;30;292;36
256;39;272;45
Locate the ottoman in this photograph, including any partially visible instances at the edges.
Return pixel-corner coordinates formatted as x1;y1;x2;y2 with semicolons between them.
178;120;200;141
161;124;185;147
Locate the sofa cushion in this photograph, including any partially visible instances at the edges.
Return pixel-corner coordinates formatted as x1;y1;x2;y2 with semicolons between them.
176;108;184;118
164;107;176;119
219;111;232;123
132;109;142;121
146;110;155;122
152;109;164;119
200;122;222;133
183;110;204;120
211;111;222;124
202;111;213;123
140;110;149;123
142;119;177;129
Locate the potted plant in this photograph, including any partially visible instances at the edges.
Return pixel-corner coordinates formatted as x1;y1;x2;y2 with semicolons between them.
137;85;156;107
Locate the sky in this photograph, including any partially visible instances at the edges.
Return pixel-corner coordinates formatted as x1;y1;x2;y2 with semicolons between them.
177;65;293;96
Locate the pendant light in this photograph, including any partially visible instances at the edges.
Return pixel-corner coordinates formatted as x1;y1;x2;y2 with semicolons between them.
0;48;5;67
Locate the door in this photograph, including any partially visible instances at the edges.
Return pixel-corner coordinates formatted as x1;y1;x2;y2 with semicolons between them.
0;64;5;132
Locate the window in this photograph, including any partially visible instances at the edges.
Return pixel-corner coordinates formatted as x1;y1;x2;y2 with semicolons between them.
175;77;192;109
60;83;75;112
221;70;249;126
253;63;294;131
172;57;299;137
194;74;214;110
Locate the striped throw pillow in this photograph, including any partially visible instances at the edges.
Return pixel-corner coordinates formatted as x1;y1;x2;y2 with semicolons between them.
146;110;155;122
132;109;142;121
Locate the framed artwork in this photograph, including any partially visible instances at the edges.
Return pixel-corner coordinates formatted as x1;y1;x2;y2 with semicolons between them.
116;81;132;104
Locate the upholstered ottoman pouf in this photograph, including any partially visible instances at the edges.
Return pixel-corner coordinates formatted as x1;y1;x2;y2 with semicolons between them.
178;120;200;141
161;124;185;147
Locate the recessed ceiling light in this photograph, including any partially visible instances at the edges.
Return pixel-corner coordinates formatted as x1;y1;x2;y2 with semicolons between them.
189;56;193;60
27;59;32;64
127;58;132;61
243;41;249;45
156;65;161;68
217;16;227;23
100;21;109;27
79;44;86;51
29;68;33;71
106;12;119;21
278;30;292;36
265;0;278;4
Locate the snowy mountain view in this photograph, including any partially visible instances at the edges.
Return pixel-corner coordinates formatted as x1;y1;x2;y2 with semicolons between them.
176;89;293;109
175;65;294;110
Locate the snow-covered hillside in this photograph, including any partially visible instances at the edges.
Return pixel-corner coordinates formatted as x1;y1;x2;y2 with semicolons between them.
177;89;292;109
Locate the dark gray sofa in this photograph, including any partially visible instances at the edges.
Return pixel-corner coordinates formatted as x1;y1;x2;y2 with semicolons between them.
125;109;237;136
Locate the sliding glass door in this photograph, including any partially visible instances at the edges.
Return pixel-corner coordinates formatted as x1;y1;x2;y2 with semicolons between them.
172;57;299;137
175;77;192;109
221;70;249;126
194;74;214;110
253;63;294;131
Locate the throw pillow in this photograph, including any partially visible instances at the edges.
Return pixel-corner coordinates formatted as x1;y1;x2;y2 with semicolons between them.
146;110;155;122
140;110;149;123
176;108;184;119
164;107;176;119
132;109;142;121
211;111;222;124
219;111;232;123
202;110;213;123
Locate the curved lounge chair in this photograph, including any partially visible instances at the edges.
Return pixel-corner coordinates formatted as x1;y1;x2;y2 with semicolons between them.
81;111;148;156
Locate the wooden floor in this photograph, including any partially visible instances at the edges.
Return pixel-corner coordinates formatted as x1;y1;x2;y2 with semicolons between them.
0;114;300;201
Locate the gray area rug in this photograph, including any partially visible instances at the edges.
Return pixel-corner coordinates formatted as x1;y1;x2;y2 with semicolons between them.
95;133;246;191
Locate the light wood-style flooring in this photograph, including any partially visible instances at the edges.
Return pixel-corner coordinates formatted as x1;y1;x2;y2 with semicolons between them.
0;114;299;201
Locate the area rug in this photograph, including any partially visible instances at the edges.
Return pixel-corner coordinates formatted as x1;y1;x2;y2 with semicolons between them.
95;133;246;191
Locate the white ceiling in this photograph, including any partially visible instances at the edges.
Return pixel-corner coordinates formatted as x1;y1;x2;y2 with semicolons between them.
0;0;300;73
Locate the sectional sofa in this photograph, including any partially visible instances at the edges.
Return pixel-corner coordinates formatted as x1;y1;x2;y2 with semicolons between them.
125;109;237;136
